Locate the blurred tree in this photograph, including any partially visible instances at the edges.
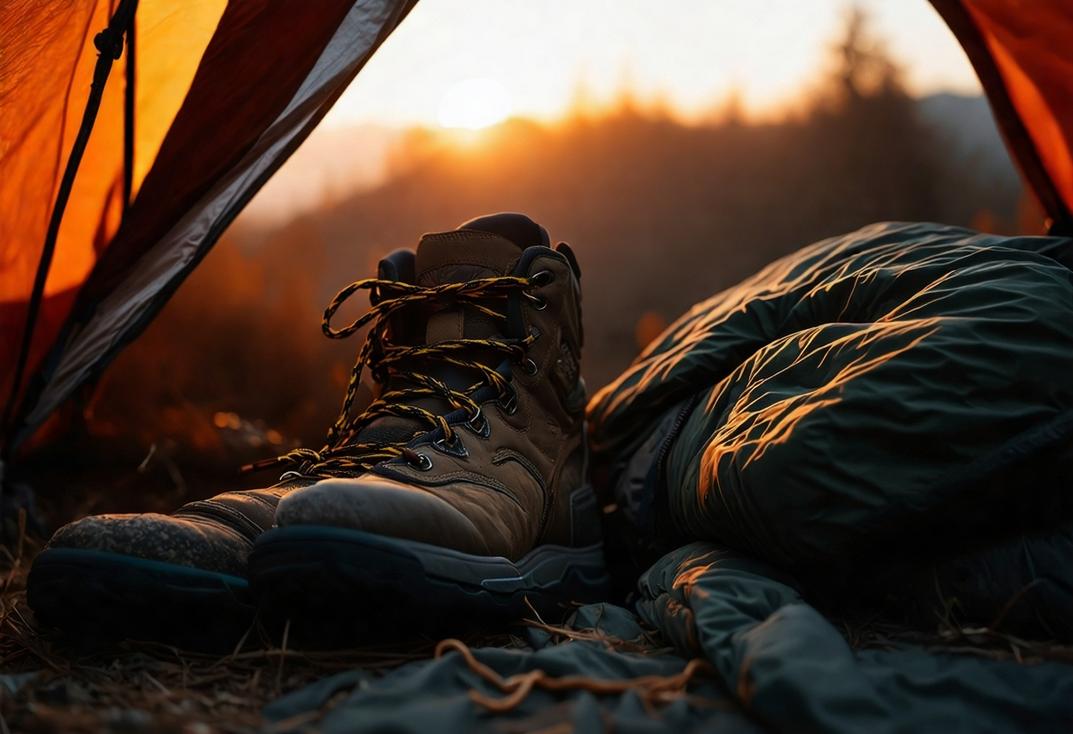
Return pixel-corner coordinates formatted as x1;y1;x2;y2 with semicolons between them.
790;5;943;237
831;6;900;104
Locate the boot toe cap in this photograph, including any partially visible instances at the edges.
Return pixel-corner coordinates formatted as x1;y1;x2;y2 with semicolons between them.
47;513;249;576
275;475;494;556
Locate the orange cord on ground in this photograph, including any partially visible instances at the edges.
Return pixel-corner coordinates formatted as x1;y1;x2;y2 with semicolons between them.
434;638;713;713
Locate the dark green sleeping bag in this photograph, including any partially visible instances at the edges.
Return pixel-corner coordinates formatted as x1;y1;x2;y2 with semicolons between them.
589;222;1073;637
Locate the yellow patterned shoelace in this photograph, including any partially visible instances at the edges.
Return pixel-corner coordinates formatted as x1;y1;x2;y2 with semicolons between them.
246;274;539;478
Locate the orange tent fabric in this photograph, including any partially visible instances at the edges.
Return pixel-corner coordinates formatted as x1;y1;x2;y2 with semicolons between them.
931;0;1073;233
0;0;127;442
0;0;415;451
0;0;1071;452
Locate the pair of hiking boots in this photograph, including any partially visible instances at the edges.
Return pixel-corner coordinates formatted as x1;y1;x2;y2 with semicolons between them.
26;214;609;646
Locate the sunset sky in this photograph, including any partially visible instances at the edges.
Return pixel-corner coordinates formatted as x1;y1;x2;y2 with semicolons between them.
247;0;988;222
325;0;981;129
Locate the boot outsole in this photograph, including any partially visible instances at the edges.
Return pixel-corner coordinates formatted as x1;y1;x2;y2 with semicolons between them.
27;548;255;650
249;525;610;642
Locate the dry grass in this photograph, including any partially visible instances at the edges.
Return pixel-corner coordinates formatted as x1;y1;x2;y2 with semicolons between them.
837;607;1073;666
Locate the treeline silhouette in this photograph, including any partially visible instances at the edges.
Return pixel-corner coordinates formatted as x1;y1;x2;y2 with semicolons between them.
26;13;1033;510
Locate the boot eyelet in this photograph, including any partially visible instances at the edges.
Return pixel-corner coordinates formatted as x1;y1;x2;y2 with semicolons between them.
465;409;491;438
521;358;538;376
524;293;547;311
408;453;433;471
497;385;518;415
530;270;555;287
432;433;468;458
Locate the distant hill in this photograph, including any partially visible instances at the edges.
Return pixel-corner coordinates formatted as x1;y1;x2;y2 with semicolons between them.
242;124;403;226
917;92;1018;180
232;89;1024;398
240;94;1020;227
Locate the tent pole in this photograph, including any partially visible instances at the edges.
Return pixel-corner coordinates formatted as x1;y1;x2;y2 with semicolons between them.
123;3;137;213
0;0;139;457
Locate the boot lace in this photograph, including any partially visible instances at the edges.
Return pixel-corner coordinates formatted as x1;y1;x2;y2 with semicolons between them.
248;274;540;478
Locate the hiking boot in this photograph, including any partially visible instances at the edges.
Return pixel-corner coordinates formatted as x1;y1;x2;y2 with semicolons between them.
27;480;309;647
249;213;608;632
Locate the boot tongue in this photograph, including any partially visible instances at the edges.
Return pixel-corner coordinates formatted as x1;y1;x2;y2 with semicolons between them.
416;211;549;288
351;215;545;449
415;228;524;342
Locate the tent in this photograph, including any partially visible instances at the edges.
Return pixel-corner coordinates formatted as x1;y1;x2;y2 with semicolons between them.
0;0;1071;459
0;0;416;459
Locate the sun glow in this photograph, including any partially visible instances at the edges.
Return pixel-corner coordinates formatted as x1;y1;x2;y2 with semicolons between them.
322;0;980;132
437;78;512;129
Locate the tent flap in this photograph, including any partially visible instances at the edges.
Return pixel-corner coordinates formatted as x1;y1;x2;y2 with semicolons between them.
930;0;1073;234
0;0;416;452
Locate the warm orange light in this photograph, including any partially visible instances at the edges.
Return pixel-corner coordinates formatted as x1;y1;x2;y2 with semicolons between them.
436;78;511;130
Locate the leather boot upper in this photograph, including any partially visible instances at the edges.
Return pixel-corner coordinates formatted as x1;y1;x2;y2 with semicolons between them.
275;214;600;560
46;482;308;575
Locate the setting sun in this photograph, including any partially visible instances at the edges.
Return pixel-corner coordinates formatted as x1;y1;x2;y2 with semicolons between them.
436;77;512;129
323;0;980;132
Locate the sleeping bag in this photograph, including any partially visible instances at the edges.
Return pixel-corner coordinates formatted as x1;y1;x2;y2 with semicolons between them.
588;221;1073;639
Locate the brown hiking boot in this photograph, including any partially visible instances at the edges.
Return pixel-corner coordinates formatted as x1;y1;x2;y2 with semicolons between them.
249;213;608;630
26;479;311;647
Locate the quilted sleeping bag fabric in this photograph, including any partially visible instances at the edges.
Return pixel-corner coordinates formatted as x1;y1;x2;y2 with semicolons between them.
634;543;1073;734
588;222;1073;616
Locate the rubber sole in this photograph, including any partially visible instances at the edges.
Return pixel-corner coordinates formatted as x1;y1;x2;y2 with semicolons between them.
27;548;255;650
249;526;610;641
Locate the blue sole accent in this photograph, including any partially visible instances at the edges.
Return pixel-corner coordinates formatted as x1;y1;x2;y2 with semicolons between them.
27;548;254;649
249;526;610;637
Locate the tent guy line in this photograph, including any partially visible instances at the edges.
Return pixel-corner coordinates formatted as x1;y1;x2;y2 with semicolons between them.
1;0;137;456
